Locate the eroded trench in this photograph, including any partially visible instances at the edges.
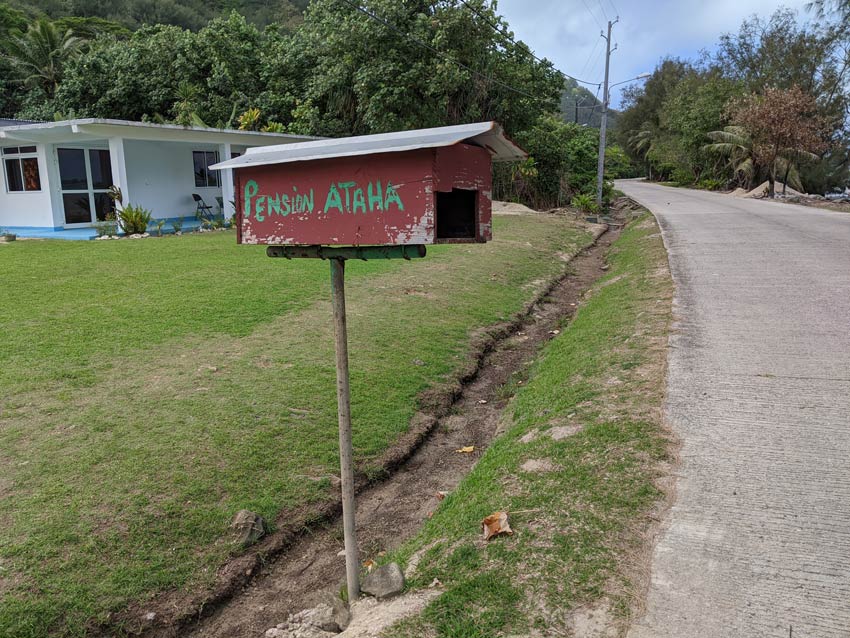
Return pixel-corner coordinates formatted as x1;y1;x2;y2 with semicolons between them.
143;224;618;638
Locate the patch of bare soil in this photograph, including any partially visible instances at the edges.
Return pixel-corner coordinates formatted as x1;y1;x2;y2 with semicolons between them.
337;590;441;638
125;227;616;638
492;200;542;215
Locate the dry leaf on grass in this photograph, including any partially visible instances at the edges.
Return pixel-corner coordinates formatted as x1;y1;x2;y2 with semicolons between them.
456;446;475;454
362;559;377;572
481;511;513;541
436;491;448;500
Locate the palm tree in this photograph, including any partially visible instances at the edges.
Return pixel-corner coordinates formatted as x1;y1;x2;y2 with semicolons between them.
705;127;818;195
703;126;756;189
4;19;83;98
776;149;818;196
628;125;657;180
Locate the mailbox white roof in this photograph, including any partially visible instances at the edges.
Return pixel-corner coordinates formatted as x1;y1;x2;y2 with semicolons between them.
210;121;526;171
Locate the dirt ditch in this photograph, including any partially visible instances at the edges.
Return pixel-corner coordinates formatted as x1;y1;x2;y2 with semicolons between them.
126;224;617;638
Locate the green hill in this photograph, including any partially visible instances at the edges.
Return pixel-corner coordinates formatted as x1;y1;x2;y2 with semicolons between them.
559;77;619;130
8;0;309;30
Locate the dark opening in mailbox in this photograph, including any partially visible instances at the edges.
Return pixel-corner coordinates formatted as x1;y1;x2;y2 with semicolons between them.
211;121;526;247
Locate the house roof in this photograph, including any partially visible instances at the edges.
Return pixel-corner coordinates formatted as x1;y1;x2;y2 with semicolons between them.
0;118;316;146
210;121;526;171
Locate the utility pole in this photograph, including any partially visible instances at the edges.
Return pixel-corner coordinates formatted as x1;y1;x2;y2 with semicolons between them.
596;17;618;208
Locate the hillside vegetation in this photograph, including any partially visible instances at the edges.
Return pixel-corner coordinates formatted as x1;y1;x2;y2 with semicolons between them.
617;8;850;195
0;0;633;209
6;0;309;30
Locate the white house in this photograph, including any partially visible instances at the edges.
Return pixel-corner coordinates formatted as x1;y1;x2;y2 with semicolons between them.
0;118;312;239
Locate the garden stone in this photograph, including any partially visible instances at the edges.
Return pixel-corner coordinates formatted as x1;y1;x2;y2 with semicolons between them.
361;562;405;599
317;593;350;631
230;509;267;547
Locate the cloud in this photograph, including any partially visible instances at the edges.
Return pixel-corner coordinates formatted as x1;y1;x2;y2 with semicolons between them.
495;0;813;107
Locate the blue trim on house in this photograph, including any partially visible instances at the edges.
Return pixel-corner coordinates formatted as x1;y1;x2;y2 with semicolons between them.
4;226;99;240
2;215;227;240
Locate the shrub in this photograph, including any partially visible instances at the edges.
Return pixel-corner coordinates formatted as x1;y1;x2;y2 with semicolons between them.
697;177;724;191
570;193;599;213
671;167;694;186
117;204;152;234
493;115;602;210
93;212;118;237
171;219;183;234
154;219;165;236
93;219;117;237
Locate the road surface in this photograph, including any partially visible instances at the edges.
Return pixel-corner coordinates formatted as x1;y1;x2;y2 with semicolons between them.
617;181;850;637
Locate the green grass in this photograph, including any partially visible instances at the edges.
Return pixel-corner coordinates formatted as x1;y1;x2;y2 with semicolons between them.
0;217;593;638
386;215;673;637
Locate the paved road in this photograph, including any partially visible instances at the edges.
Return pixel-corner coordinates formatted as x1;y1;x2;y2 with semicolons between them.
617;181;850;638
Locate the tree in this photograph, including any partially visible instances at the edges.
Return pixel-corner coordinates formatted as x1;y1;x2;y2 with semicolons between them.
54;12;266;125
727;86;830;197
806;0;850;26
703;126;756;189
4;18;83;98
281;0;561;137
618;8;849;193
494;114;601;208
0;2;28;117
661;70;744;181
54;23;195;120
628;126;658;180
711;9;848;124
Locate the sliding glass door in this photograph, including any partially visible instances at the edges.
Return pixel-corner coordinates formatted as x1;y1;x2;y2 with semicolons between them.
57;148;114;226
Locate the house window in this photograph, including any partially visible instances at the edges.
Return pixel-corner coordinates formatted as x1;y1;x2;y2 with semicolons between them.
193;150;220;188
3;146;41;192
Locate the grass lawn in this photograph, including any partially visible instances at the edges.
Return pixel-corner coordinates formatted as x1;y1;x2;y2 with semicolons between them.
386;215;674;637
0;216;593;638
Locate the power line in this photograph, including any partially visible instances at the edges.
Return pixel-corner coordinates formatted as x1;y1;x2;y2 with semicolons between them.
580;0;603;30
336;0;550;102
456;0;600;87
596;0;608;22
579;36;602;79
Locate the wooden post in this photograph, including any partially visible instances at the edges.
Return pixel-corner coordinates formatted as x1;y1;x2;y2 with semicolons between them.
330;257;360;601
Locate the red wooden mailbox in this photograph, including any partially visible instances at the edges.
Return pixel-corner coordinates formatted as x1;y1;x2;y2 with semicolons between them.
212;121;526;247
210;122;524;602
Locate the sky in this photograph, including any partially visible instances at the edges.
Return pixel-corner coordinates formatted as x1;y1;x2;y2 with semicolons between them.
496;0;814;108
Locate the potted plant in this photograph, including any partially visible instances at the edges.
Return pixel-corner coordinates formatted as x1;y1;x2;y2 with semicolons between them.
0;227;16;242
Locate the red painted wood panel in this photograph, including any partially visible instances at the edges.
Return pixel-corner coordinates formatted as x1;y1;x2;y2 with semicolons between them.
234;143;493;246
235;149;435;246
434;143;492;243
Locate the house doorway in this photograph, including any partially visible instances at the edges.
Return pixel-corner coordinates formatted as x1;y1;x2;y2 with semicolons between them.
57;147;114;226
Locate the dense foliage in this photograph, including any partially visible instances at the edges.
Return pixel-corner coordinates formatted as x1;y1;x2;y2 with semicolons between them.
617;8;850;195
493;115;608;209
2;0;564;133
1;0;622;208
6;0;308;31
